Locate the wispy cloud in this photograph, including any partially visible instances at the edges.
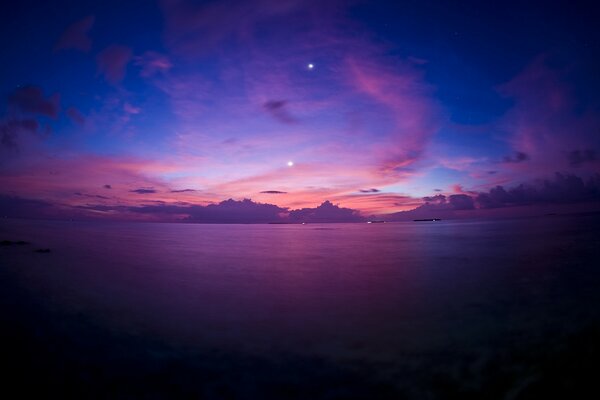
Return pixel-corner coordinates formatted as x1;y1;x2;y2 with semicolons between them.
130;188;157;194
54;15;95;52
97;45;132;84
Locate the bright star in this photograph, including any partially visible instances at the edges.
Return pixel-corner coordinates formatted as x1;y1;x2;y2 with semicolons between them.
287;161;294;167
307;63;314;70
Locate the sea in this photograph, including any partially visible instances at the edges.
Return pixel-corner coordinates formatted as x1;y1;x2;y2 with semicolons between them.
1;213;600;398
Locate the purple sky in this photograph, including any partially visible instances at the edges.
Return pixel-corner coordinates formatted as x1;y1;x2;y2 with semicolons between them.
1;0;599;222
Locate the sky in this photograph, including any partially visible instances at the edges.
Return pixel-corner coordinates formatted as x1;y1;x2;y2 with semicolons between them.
1;0;599;222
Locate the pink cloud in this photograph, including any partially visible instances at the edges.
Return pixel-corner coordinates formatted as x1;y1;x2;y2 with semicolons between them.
54;16;95;52
135;51;172;77
344;56;441;176
97;45;133;84
124;103;141;115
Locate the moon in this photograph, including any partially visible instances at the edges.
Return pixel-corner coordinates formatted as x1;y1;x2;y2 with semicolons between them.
287;161;294;167
307;63;314;70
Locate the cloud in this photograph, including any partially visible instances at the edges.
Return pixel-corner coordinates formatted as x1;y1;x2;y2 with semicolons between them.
171;189;197;193
0;119;40;149
567;149;597;167
159;0;310;57
448;194;475;210
121;198;287;223
263;100;295;123
0;195;56;219
74;192;110;200
475;173;600;209
389;193;473;220
54;15;95;52
130;188;157;194
124;103;141;115
345;56;440;176
8;86;60;118
103;184;112;189
288;200;364;223
502;151;529;163
423;194;447;204
412;173;600;216
97;45;132;84
260;190;287;194
135;51;172;77
359;188;380;193
66;107;86;125
498;56;600;176
4;173;599;223
187;198;286;223
11;189;368;223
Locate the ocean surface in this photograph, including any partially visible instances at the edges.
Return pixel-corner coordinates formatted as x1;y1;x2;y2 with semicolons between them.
1;214;600;398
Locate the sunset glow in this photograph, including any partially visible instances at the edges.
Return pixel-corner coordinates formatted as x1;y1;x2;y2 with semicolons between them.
1;1;598;222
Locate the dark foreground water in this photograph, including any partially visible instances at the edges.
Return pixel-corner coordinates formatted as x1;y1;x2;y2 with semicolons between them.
1;214;600;398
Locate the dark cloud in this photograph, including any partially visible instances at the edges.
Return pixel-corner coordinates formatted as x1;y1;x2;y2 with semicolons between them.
502;151;529;163
288;201;364;223
487;171;498;175
448;194;475;210
386;193;474;220
103;184;112;189
1;129;17;148
0;195;55;219
0;119;41;149
567;149;597;167
263;100;295;123
433;188;442;191
387;193;474;220
66;107;86;125
476;173;600;208
74;192;110;200
125;198;287;223
8;86;60;118
76;198;365;223
188;199;286;223
130;188;157;194
423;194;446;204
54;15;95;52
171;188;197;193
421;173;600;213
97;45;132;84
260;190;287;194
159;0;313;57
359;188;380;193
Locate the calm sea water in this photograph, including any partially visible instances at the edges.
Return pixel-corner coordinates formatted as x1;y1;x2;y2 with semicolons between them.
1;214;600;397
